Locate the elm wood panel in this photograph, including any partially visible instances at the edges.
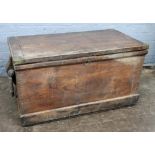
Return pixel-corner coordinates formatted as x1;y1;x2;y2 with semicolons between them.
8;29;148;65
16;56;144;115
20;94;139;126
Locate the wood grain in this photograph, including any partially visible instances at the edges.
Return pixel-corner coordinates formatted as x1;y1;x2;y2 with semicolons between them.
16;56;144;115
8;29;148;65
15;50;148;70
20;94;139;126
7;29;148;125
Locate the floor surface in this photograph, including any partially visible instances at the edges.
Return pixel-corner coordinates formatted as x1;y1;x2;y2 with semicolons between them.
0;68;155;132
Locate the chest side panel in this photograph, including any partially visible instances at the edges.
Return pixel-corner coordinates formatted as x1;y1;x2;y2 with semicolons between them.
16;56;144;114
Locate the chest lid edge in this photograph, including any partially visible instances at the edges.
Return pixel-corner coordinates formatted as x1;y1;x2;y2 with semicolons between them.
7;29;149;66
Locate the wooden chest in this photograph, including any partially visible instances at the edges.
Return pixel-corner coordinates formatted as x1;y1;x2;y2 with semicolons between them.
7;29;148;126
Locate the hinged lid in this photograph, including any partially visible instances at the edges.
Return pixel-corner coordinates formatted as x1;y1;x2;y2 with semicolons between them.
8;29;148;66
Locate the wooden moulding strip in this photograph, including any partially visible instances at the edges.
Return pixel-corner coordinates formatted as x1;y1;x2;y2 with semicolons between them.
20;94;139;126
14;50;148;71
